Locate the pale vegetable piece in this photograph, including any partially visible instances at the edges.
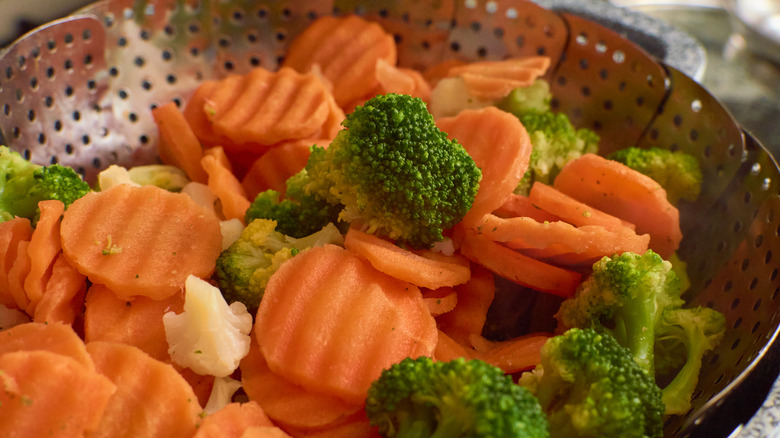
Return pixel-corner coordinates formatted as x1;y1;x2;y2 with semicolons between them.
97;165;140;191
128;164;190;192
163;275;253;377
203;375;243;415
220;218;245;251
182;181;219;214
429;77;494;119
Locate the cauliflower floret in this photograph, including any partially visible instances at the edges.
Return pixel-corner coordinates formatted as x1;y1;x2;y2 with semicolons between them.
97;165;141;191
203;375;243;415
163;275;253;377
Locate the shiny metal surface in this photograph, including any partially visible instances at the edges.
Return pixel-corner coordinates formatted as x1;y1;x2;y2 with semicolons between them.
0;1;778;436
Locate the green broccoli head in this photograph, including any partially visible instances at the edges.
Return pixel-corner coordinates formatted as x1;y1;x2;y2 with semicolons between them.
655;306;726;415
0;146;90;222
608;147;702;205
555;250;684;375
305;93;482;249
366;356;549;438
520;328;664;438
495;79;553;116
214;218;343;314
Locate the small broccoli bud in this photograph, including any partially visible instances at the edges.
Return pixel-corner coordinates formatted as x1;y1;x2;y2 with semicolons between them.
608;146;702;205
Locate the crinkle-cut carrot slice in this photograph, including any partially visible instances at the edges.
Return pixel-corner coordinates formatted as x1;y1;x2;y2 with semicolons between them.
256;244;438;405
494;192;561;223
241;138;327;201
446;57;551;100
0;350;116;437
529;181;636;231
240;341;362;431
174;363;215;408
23;199;64;315
84;283;185;362
423;58;467;87
86;341;202;438
153;101;208;184
375;58;432;102
0;217;32;309
7;240;31;310
435;263;496;347
182;79;225;147
202;147;252;223
280;409;381;438
194;401;274;438
0;321;94;370
60;184;222;301
474;213;650;261
343;227;471;290
553;153;682;258
32;253;87;325
209;67;337;147
433;329;478;362
240;426;294;438
282;15;397;109
436;106;533;228
469;333;550;374
457;226;581;297
422;286;458;316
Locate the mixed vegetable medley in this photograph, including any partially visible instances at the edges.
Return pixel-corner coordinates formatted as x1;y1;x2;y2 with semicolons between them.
0;12;723;438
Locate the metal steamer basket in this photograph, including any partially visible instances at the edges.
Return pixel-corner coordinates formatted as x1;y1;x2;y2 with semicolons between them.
0;0;778;436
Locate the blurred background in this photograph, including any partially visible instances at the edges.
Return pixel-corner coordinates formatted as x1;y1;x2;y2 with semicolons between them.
0;0;779;155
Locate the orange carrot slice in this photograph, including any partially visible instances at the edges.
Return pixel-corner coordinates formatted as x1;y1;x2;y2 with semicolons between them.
435;263;496;346
375;58;432;102
7;240;31;310
473;213;650;263
23;199;64;315
457;226;581;297
238;426;294;438
86;341;202;438
194;401;274;438
153;101;208;184
182;79;225;147
344;227;471;290
423;59;467;88
446;57;551;100
240;341;362;430
255;244;438;405
174;364;215;408
436;106;532;227
60;184;222;301
32;253;87;325
529;181;636;231
0;350;116;437
422;286;458;316
0;321;94;370
433;329;478;363
282;15;397;109
280;409;381;438
469;333;549;374
84;283;185;361
241;138;326;200
0;217;32;309
209;67;340;148
202;147;252;223
494;193;561;223
553;153;681;258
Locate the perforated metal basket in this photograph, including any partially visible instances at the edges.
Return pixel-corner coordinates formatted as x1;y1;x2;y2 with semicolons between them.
1;0;778;436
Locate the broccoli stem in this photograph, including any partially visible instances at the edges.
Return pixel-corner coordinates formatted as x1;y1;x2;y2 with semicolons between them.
660;333;707;414
617;297;656;376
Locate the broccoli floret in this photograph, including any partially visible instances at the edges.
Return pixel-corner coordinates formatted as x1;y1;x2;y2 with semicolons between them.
0;146;90;222
608;147;702;205
244;169;342;238
496;88;599;196
305;93;481;249
520;328;664;438
214;218;343;314
655;306;725;415
365;356;549;438
555;250;683;376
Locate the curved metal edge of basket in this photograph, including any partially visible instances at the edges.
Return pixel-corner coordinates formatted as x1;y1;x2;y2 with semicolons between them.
679;132;780;438
530;0;707;82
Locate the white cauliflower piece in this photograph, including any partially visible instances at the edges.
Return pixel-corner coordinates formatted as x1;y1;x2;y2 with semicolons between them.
163;275;253;377
97;165;141;191
182;182;219;214
429;77;494;119
203;375;243;415
220;218;245;251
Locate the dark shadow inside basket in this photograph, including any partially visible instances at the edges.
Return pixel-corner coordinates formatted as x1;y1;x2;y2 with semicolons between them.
0;0;778;436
